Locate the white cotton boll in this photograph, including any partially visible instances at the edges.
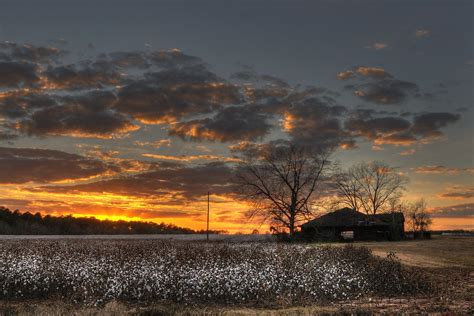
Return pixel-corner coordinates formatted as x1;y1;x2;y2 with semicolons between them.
0;240;415;305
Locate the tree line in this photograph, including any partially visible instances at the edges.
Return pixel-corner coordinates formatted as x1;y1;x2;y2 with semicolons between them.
0;207;222;235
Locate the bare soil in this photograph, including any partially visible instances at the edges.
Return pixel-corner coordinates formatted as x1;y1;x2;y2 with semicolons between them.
347;235;474;268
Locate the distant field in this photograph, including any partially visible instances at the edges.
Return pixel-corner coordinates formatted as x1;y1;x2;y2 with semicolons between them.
325;235;474;268
0;233;274;242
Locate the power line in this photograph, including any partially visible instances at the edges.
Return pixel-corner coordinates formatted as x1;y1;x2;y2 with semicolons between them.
206;191;210;242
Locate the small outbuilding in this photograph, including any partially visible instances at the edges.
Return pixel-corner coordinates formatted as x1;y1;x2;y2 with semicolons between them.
301;207;404;241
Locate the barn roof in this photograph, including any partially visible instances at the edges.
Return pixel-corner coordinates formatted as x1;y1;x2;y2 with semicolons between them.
301;207;404;228
372;212;405;224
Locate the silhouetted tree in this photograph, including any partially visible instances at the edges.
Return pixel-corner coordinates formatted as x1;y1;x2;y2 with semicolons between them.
334;161;407;214
235;145;333;237
406;199;432;233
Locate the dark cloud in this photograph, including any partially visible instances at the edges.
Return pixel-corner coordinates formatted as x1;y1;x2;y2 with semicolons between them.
439;191;474;199
104;49;203;70
0;62;39;88
228;141;269;158
338;67;419;105
0;98;27;119
11;45;64;63
438;186;474;200
351;79;419;105
228;139;296;159
346;116;411;137
411;112;461;138
231;69;289;87
115;65;242;123
142;64;220;85
40;162;236;200
0;48;243;139
106;51;149;69
243;86;290;103
282;98;350;149
430;203;474;218
44;60;122;90
169;106;272;142
0;43;462;150
0;42;65;63
0;93;58;119
0;147;117;184
352;107;400;117
147;49;203;69
344;111;460;146
285;86;332;102
251;86;339;118
16;91;138;138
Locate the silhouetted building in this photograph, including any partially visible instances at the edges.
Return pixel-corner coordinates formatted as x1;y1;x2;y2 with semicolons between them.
301;207;404;241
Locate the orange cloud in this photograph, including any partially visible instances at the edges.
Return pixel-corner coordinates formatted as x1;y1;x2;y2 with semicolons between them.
373;135;418;146
355;67;391;78
437;186;474;200
134;139;171;148
336;70;354;80
400;148;416;156
414;166;474;175
365;42;389;50
142;153;241;163
337;66;392;80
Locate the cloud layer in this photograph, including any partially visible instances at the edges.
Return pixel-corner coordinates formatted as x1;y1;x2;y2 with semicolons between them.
0;147;117;184
0;43;463;154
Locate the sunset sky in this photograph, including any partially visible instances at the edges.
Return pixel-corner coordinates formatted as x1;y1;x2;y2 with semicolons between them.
0;0;472;232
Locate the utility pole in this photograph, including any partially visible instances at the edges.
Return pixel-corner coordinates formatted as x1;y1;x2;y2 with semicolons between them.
206;191;210;241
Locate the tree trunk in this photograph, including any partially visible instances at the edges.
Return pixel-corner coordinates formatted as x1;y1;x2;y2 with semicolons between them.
289;216;295;237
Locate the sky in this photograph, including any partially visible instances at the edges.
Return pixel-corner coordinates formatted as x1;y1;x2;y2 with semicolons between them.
0;0;472;232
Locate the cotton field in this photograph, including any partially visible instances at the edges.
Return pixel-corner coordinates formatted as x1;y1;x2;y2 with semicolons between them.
0;240;430;306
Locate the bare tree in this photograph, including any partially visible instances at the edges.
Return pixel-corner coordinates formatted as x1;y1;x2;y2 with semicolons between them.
235;145;333;237
333;170;362;211
406;198;432;232
334;161;407;214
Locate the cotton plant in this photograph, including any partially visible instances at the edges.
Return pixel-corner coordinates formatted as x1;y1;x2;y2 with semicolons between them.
0;240;430;305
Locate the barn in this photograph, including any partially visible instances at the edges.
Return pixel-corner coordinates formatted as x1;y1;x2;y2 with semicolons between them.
301;207;405;241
